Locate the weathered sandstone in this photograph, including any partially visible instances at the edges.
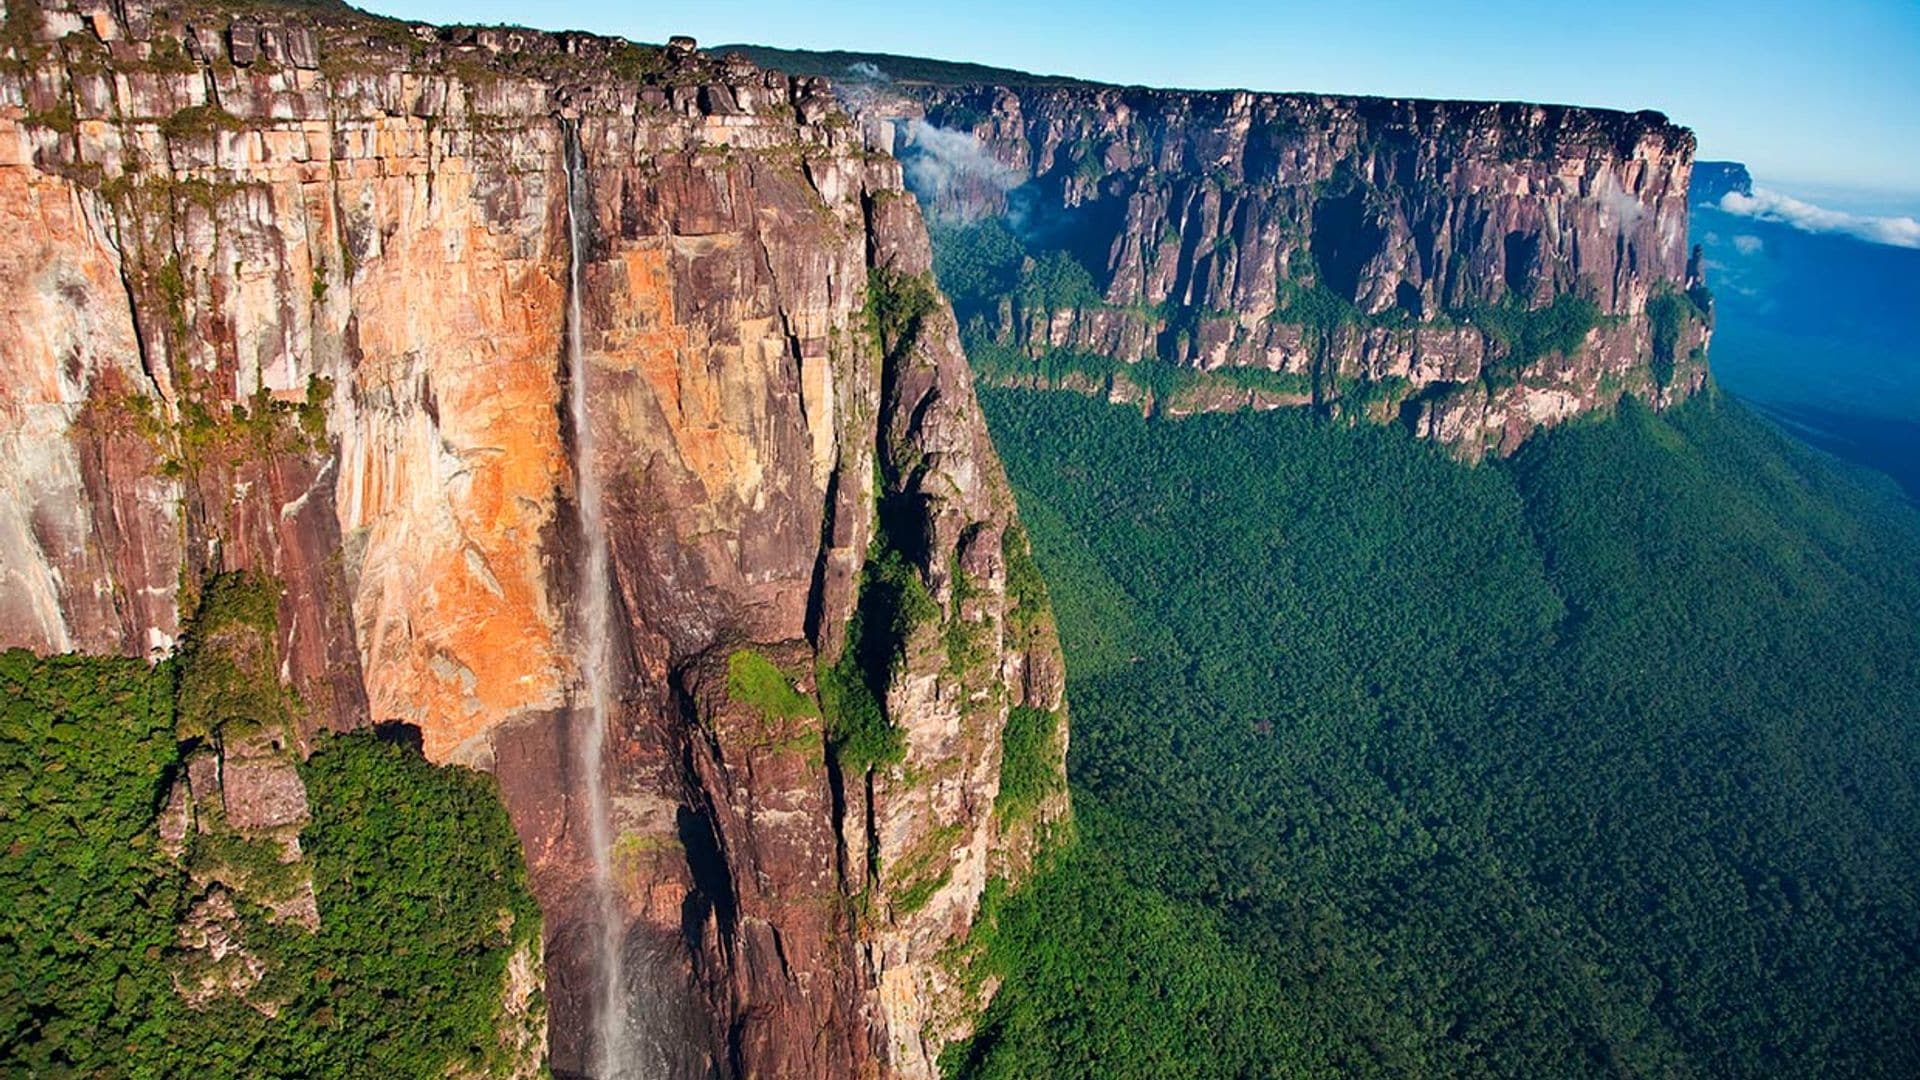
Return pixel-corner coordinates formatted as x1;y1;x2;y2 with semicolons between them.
0;2;1067;1075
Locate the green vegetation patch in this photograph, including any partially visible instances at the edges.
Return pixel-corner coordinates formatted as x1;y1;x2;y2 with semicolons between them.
818;653;904;775
1017;250;1102;311
932;218;1026;315
888;823;965;917
991;706;1062;827
157;104;246;141
0;650;178;1074
966;340;1118;388
1646;285;1711;388
1276;277;1364;333
106;373;334;482
0;585;542;1076
1001;524;1051;636
293;731;541;1078
24;101;76;134
1465;290;1602;373
967;339;1313;410
941;844;1305;1080
941;560;993;683
726;649;820;724
174;570;289;743
930;220;1100;317
866;266;940;364
949;387;1920;1078
819;545;924;775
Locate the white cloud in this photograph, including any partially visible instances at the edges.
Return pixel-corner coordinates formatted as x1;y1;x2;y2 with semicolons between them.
1732;234;1764;256
1595;171;1646;229
898;119;1021;220
1718;188;1920;249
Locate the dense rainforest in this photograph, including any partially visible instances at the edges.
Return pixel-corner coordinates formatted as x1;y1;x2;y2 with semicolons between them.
0;577;541;1077
944;388;1920;1078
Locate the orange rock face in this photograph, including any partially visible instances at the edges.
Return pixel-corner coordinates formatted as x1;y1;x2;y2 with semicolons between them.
0;4;1068;1078
334;156;573;761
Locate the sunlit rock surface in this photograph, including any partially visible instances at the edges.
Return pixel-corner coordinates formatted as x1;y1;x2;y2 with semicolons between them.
844;74;1714;455
0;3;1066;1076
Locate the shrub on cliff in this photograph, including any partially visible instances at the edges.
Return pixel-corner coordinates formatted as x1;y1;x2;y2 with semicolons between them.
174;570;287;743
1468;291;1602;372
727;650;821;724
866;267;941;364
1647;286;1710;387
991;706;1064;827
820;543;927;775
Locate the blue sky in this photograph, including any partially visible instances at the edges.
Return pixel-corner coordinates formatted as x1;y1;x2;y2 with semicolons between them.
362;0;1920;198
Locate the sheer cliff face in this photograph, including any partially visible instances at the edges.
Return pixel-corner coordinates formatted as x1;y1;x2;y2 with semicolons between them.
885;82;1712;455
0;3;1066;1076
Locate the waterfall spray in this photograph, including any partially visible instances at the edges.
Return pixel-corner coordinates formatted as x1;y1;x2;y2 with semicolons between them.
560;116;638;1080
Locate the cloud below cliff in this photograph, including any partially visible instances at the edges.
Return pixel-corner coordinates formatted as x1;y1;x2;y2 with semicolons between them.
896;119;1021;220
824;60;1021;225
1718;188;1920;250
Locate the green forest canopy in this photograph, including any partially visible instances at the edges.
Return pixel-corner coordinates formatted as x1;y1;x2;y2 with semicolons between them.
0;649;539;1077
946;388;1920;1079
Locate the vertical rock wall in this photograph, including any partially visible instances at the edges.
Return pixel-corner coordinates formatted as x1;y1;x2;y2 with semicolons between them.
0;2;1067;1076
876;80;1714;454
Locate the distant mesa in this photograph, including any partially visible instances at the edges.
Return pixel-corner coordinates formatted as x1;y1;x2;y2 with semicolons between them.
1693;161;1754;206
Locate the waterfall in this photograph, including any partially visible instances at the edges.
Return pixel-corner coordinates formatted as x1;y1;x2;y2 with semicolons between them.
560;117;653;1080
